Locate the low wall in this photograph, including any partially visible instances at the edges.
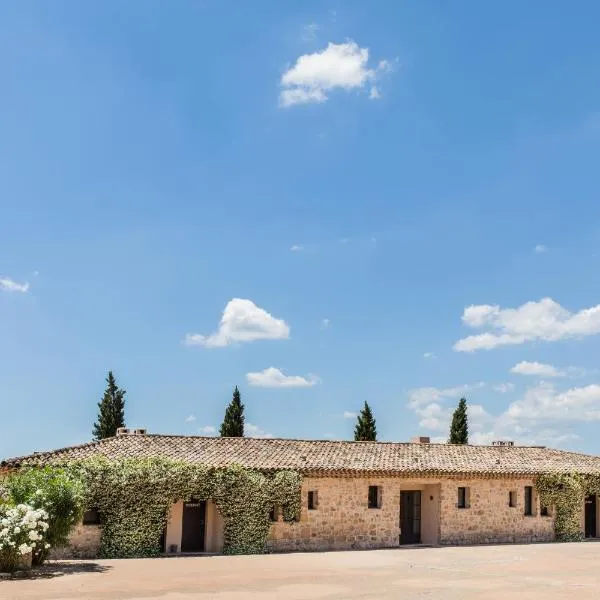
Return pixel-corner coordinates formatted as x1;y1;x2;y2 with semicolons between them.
50;523;101;559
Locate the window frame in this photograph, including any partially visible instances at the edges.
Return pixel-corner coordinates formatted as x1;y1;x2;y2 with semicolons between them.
368;485;381;509
308;490;318;511
457;486;469;509
524;486;534;516
508;490;517;508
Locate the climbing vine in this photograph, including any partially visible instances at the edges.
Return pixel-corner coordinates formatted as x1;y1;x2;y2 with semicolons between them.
67;458;302;558
536;473;600;541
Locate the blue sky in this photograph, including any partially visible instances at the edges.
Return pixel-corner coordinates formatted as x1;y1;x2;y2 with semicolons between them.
2;1;600;458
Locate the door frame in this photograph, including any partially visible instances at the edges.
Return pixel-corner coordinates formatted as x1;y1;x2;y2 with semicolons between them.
399;490;422;545
585;494;597;538
181;499;207;552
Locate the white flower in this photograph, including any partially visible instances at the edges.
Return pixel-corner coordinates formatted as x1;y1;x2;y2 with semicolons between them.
18;543;31;556
44;543;51;549
0;528;8;538
14;526;21;534
28;530;40;541
0;518;8;526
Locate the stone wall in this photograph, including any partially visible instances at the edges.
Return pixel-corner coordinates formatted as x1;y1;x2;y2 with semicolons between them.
439;478;554;545
268;475;556;552
50;523;101;559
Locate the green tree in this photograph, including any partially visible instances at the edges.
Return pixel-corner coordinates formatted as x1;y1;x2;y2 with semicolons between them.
93;371;126;440
6;467;84;565
449;397;469;444
354;401;377;441
219;386;245;437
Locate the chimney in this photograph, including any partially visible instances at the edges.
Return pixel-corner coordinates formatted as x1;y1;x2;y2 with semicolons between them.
116;427;130;436
491;440;514;447
410;436;431;444
133;428;147;435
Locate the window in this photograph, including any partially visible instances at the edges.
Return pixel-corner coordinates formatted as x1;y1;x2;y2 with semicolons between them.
308;491;318;510
540;504;550;517
82;508;101;525
524;486;533;516
508;491;517;508
368;485;381;509
457;487;469;509
269;507;279;522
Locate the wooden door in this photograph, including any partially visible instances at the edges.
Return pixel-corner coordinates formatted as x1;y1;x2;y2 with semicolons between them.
585;495;597;538
181;500;206;552
400;491;421;544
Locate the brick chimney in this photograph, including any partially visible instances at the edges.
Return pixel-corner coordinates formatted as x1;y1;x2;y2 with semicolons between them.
410;436;431;444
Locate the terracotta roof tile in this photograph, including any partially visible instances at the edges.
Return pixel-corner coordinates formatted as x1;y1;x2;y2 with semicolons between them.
3;434;600;476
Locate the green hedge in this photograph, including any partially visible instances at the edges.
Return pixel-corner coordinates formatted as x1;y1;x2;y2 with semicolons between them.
68;458;302;558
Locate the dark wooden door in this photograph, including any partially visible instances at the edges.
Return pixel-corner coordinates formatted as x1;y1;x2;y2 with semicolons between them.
585;495;597;538
181;500;206;552
400;491;421;544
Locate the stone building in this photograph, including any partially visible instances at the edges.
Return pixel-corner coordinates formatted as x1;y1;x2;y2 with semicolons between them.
3;430;600;557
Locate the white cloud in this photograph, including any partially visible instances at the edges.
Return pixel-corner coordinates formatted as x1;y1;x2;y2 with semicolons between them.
246;367;319;388
454;298;600;352
185;415;196;423
535;244;548;253
369;86;381;100
199;425;216;435
279;41;389;107
494;382;515;393
185;299;290;348
408;382;484;407
246;423;273;439
321;318;331;328
290;244;304;251
423;352;436;359
510;361;565;378
0;278;29;293
343;411;357;419
507;382;600;421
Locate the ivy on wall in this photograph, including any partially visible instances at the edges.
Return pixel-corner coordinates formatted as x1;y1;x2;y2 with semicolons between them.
536;473;600;541
68;458;302;558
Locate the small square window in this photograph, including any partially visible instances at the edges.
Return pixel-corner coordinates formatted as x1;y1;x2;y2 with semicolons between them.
457;487;469;509
524;486;534;516
83;509;101;525
508;491;517;508
540;504;550;517
368;485;381;509
308;491;318;510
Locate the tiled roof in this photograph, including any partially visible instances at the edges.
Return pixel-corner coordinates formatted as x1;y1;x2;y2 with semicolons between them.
3;434;600;477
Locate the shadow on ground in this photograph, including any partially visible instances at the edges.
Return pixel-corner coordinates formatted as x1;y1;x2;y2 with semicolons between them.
17;561;112;580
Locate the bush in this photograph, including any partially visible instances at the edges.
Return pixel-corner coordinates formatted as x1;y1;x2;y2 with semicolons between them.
0;504;49;572
5;467;84;565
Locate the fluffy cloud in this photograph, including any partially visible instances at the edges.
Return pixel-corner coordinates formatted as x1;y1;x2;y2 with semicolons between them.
185;299;290;348
454;298;600;352
199;425;216;435
246;367;319;388
279;41;389;107
185;415;196;423
246;423;273;439
507;382;600;421
534;244;548;253
343;411;357;419
0;277;29;293
510;361;565;377
290;244;304;251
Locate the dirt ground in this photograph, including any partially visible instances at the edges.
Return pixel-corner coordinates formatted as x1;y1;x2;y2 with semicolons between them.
2;543;600;600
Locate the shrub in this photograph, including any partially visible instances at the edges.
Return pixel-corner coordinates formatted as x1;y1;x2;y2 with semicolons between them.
5;467;84;565
0;504;49;573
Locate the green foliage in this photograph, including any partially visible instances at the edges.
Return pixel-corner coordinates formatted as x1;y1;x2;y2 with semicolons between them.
536;473;600;542
4;467;84;565
354;401;377;441
219;386;245;437
93;371;126;440
449;397;469;444
68;458;302;558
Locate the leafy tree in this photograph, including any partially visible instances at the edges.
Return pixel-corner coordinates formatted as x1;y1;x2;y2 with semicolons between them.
449;397;469;444
6;467;84;565
354;401;377;441
219;386;245;437
93;371;126;440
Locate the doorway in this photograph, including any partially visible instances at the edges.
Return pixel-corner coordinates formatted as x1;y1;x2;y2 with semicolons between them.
585;495;597;538
181;500;206;552
400;491;421;544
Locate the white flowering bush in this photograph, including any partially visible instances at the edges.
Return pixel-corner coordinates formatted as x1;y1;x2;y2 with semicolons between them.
0;504;50;572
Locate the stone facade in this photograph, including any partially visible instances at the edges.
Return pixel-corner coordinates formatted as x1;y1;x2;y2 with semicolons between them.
267;475;557;552
50;523;101;559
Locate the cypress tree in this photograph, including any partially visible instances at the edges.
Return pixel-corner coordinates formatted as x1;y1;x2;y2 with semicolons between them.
449;397;469;444
92;371;126;440
354;401;377;441
219;386;245;437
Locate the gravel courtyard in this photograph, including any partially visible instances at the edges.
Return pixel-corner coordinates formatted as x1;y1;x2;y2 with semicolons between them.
3;543;599;600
